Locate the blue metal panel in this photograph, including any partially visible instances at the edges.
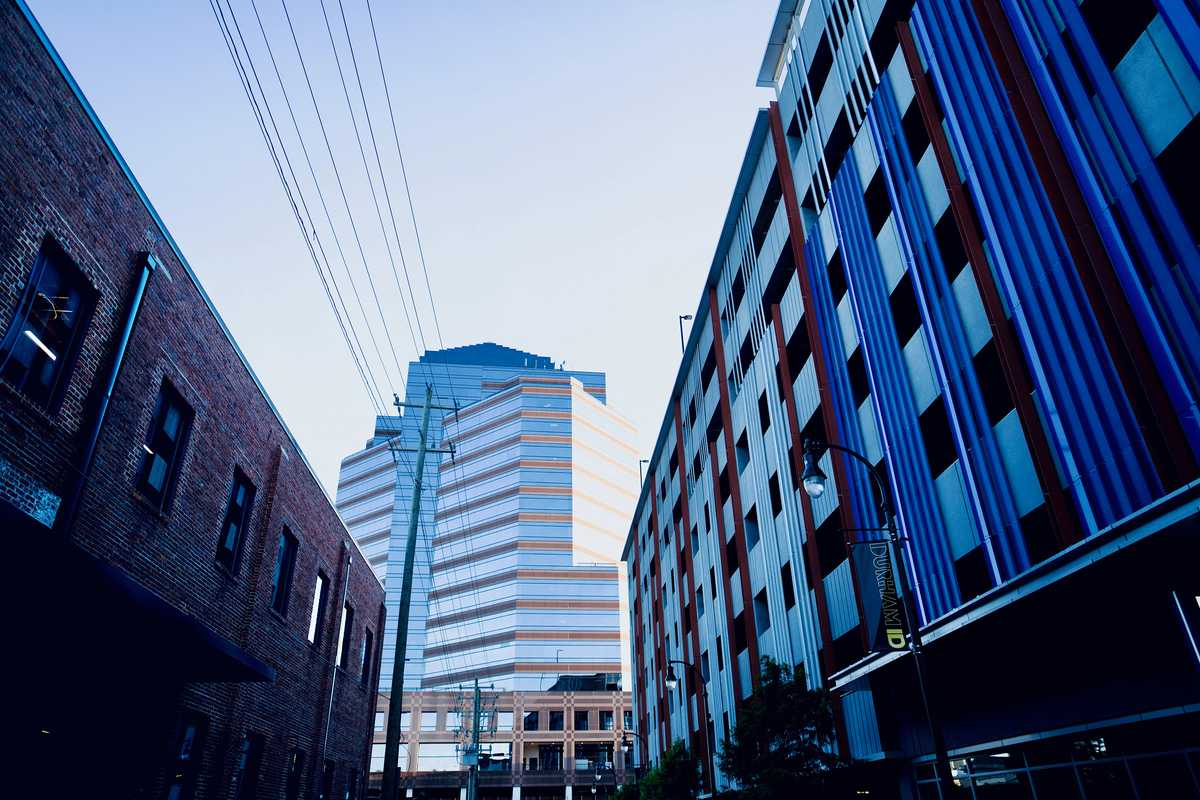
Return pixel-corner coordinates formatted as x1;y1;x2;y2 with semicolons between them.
999;0;1200;460
912;0;1161;533
827;123;962;620
865;75;1033;584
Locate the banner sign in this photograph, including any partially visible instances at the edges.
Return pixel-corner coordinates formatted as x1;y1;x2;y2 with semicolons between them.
851;538;907;653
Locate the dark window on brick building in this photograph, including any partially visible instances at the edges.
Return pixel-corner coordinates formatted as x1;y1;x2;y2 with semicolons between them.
0;237;96;410
271;528;299;617
231;732;265;800
786;323;812;379
337;602;355;669
726;537;740;578
285;749;305;800
1156;115;1199;241
758;391;771;435
523;711;539;731
549;710;565;731
164;713;207;800
1079;0;1156;69
217;467;256;573
319;760;335;800
735;430;750;473
823;111;853;180
781;562;796;609
360;628;374;686
308;571;329;644
733;611;748;653
574;710;590;731
138;380;194;511
716;635;724;671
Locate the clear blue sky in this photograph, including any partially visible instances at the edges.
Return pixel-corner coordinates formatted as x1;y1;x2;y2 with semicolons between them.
29;0;779;493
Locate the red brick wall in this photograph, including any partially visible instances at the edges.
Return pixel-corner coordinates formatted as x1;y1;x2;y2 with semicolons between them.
0;2;385;797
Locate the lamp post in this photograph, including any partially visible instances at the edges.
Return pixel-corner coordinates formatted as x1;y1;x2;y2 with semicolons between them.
665;659;716;794
678;314;693;354
639;458;650;486
800;439;957;798
620;730;647;792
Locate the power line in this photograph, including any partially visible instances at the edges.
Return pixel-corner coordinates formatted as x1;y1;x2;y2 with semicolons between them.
319;0;425;355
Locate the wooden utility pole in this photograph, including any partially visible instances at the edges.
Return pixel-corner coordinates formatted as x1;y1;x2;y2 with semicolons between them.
381;385;456;800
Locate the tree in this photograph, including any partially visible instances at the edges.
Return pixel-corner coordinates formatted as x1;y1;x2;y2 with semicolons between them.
717;658;841;799
640;741;701;800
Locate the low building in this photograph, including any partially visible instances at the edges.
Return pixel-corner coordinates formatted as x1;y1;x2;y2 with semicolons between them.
2;2;384;798
369;680;636;800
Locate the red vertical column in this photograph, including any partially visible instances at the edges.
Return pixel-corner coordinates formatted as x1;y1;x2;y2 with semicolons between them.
706;287;762;693
672;401;712;788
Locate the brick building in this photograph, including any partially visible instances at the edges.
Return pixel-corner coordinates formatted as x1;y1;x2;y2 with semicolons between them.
1;2;385;798
369;682;636;800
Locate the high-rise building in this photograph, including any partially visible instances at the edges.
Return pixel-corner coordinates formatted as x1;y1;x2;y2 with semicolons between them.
337;344;638;796
428;370;635;690
336;343;632;693
626;1;1200;796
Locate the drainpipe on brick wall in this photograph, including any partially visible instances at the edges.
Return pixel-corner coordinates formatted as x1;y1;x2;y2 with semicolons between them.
55;251;158;537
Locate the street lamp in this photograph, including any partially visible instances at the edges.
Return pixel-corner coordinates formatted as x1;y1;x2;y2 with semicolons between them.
665;659;716;794
800;447;828;499
678;314;693;354
799;439;957;798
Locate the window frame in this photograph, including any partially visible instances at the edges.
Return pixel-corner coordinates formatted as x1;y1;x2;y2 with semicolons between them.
337;601;355;670
137;380;194;512
0;236;96;411
360;627;374;686
271;528;299;617
216;467;256;574
308;571;329;645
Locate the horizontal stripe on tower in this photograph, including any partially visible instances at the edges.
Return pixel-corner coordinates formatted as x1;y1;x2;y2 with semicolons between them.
355;528;391;548
431;512;571;548
574;439;638;478
443;409;572;446
436;458;570;496
336;479;397;511
423;629;622;658
440;434;571;472
426;598;619;629
422;661;623;689
340;502;396;529
428;567;618;601
338;438;394;472
430;539;573;574
435;484;570;522
573;412;639;454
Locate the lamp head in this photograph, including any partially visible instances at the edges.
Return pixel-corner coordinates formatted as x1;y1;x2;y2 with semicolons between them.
801;442;828;499
664;666;679;690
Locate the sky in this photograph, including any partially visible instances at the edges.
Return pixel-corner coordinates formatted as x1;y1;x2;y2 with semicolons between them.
28;0;780;495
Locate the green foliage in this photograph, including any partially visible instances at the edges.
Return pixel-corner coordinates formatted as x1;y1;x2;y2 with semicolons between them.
613;783;641;800
639;740;701;800
716;658;842;799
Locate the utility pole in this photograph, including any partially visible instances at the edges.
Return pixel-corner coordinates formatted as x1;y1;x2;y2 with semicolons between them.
381;385;457;800
465;678;482;800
